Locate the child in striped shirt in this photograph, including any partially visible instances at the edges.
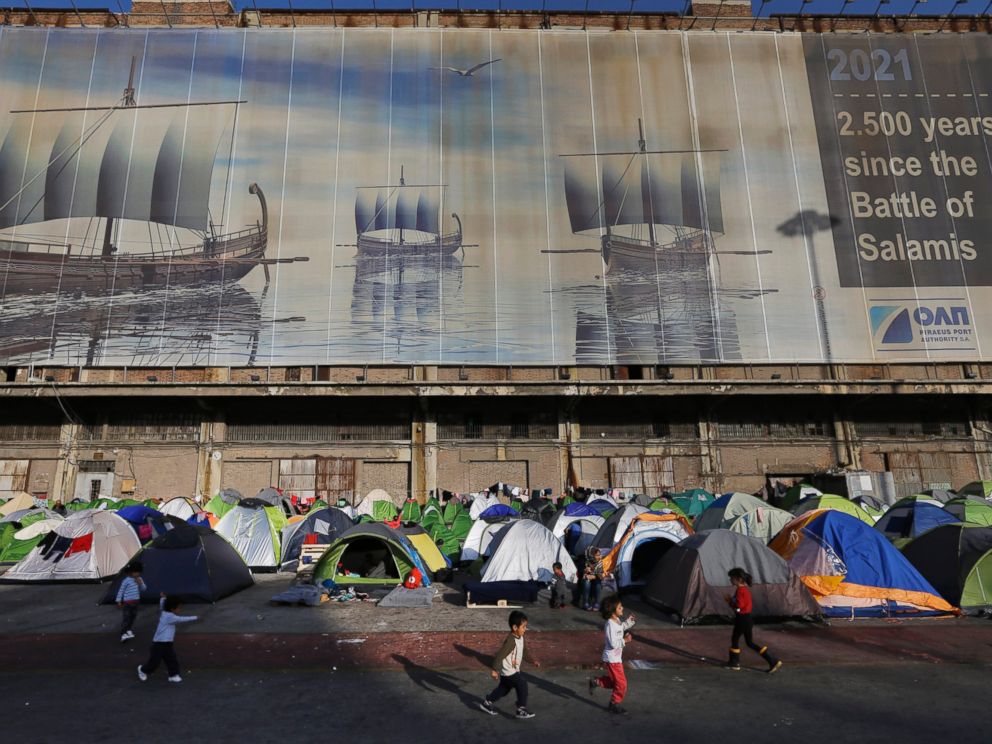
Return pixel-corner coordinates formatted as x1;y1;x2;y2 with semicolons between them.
116;562;146;643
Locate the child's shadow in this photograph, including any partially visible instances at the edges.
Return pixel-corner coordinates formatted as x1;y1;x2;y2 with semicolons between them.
631;634;725;666
391;654;479;711
452;644;601;709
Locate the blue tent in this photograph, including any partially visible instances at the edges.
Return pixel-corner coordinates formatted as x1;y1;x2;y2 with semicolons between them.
478;504;519;520
585;500;616;516
875;501;958;542
562;502;601;518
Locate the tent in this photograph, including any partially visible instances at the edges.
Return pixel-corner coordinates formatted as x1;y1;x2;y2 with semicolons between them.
875;499;958;543
591;504;650;551
399;524;452;574
279;507;355;566
0;492;36;518
851;494;886;522
957;481;992;500
205;488;242;519
159;497;203;521
520;497;557;526
478;504;519;520
354;489;400;522
0;519;62;563
101;522;254;604
918;489;957;504
546;507;605;557
792;494;875;525
645;496;688;520
400;498;422;523
780;483;822;510
0;507;61;526
460;516;516;564
901;524;992;613
585;494;618;516
469;493;500;520
943;497;992;527
481;520;577;584
254;487;297;517
601;513;694;590
670;489;717;518
694;493;792;543
769;510;954;617
115;505;171;543
442;499;465;524
1;511;141;582
312;523;431;586
448;511;474;542
643;530;820;622
214;499;288;570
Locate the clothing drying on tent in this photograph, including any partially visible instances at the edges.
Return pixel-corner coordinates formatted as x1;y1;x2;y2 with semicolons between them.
792;494;876;525
694;492;792;543
214;499;288;570
769;510;954;617
1;511;141;582
481;519;577;584
159;497;202;522
875;499;958;543
280;507;355;566
0;519;62;563
460;516;517;564
943;497;992;527
0;492;36;518
643;530;820;622
901;524;992;613
600;512;693;590
469;493;501;520
591;505;649;551
546;509;604;557
116;505;172;544
312;523;431;586
354;489;399;521
205;489;242;519
102;522;253;604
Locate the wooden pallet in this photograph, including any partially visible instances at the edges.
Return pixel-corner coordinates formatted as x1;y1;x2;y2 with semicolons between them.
465;592;522;609
296;544;330;578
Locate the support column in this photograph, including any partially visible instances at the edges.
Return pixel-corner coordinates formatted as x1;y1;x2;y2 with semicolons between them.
970;415;992;481
698;410;720;493
52;422;79;505
412;399;436;504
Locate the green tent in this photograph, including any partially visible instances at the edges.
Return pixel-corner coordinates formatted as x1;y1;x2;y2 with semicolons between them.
670;488;716;518
646;496;688;520
944;498;992;527
791;494;875;525
442;500;464;525
0;522;16;553
0;520;60;563
400;498;422;523
312;499;329;510
205;489;241;520
312;523;425;585
957;481;992;499
902;523;992;613
781;483;822;511
420;498;443;525
448;511;473;542
66;500;93;512
423;521;461;559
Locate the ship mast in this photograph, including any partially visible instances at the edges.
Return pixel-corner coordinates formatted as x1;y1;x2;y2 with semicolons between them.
103;56;138;258
637;118;657;247
398;165;405;246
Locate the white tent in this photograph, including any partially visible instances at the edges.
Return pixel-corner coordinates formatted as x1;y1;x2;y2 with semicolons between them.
591;504;650;550
12;519;62;541
0;492;36;518
3;511;140;582
481;520;578;584
547;511;605;557
586;493;618;511
469;493;501;520
605;514;693;589
695;493;793;544
460;518;515;563
159;497;202;521
353;489;398;519
215;503;282;569
0;507;62;525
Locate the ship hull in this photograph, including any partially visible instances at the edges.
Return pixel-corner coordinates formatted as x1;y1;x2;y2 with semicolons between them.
602;231;708;274
356;230;462;259
0;227;267;295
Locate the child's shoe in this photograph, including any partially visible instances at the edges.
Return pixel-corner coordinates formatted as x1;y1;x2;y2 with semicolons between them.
136;666;147;682
478;700;497;716
121;630;134;643
516;707;536;719
768;660;783;675
588;677;598;696
608;703;628;715
167;675;183;683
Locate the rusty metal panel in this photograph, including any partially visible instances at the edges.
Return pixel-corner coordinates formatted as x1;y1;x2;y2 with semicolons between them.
0;459;29;498
316;457;356;505
609;455;673;497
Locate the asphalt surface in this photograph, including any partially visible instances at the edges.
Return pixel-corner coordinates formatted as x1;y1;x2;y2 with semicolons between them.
3;663;991;744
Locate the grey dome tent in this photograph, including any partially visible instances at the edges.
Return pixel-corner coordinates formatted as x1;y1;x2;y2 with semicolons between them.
643;529;820;623
101;522;253;604
280;507;355;567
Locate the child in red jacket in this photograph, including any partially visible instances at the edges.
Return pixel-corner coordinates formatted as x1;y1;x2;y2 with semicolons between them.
725;568;782;674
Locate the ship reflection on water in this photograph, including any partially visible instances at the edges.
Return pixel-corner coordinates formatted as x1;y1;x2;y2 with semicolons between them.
0;282;270;367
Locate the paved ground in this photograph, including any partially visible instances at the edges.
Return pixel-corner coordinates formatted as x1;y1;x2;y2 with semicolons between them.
3;664;991;744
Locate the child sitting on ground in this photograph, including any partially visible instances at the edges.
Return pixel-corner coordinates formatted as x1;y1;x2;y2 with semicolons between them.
479;610;540;720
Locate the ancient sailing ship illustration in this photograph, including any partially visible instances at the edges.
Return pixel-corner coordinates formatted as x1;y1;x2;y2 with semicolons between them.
561;121;765;363
354;166;463;258
0;58;300;295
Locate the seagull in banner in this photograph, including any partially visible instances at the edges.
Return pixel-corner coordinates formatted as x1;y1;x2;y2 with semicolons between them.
429;59;502;77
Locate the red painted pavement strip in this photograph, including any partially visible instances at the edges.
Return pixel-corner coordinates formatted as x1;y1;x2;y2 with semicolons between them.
3;624;992;671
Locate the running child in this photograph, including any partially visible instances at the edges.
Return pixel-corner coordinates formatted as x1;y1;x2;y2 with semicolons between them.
137;594;199;683
725;567;782;674
588;594;635;715
479;610;540;719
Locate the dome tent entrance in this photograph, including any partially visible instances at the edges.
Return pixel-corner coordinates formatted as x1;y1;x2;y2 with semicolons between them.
280;507;355;567
875;499;957;543
101;522;254;604
481;520;577;584
643;530;820;623
601;513;693;590
901;524;992;613
547;508;605;557
1;511;140;583
312;523;431;586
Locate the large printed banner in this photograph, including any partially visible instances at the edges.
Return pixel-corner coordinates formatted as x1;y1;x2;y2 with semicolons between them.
0;28;989;367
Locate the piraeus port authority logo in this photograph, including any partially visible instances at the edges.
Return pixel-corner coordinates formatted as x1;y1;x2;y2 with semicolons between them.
869;300;975;351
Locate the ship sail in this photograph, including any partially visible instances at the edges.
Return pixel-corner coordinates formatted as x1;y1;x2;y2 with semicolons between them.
564;152;723;236
354;185;444;236
0;105;229;232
